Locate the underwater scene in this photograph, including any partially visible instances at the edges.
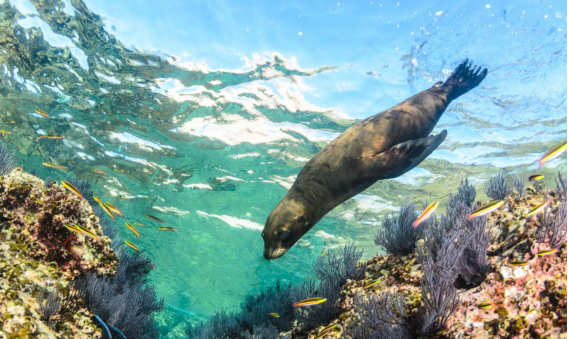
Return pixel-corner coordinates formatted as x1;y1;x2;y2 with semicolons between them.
0;0;566;338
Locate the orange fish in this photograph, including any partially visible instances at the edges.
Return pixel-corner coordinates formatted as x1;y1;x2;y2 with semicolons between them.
537;142;567;167
293;297;327;308
35;109;50;118
92;169;107;175
413;201;439;228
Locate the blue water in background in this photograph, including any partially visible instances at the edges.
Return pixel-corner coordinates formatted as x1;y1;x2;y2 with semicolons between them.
1;0;566;335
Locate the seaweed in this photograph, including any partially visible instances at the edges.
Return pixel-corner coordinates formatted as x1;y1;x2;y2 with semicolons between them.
512;175;526;197
0;141;17;176
484;173;512;200
556;171;566;201
375;200;428;255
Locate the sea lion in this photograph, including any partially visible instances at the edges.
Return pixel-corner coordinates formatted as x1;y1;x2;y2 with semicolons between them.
262;59;487;260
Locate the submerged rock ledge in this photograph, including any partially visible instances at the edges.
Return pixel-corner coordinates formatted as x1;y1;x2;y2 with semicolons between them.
303;187;567;339
0;169;117;338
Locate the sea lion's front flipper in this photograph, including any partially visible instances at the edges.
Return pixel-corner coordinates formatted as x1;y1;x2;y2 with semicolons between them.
370;130;447;179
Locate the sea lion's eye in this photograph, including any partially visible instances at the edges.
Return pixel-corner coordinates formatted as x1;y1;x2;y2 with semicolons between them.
296;215;305;224
278;229;290;239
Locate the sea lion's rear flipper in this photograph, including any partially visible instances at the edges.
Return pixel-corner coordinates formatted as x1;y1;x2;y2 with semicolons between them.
371;130;447;179
443;59;488;101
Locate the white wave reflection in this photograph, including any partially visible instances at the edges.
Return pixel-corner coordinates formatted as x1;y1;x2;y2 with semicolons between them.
109;132;176;152
172;113;338;146
196;211;263;231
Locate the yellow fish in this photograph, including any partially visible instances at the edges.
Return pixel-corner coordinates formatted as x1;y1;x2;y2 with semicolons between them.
293;297;327;308
37;135;64;141
363;280;380;289
528;174;544;181
559;290;567;296
477;298;492;309
35;109;50;118
126;223;140;238
117;195;132;200
42;162;67;170
527;201;551;217
64;224;82;234
94;196;115;221
538;141;567;167
64;224;98;239
413;201;439;228
134;222;147;226
537;248;558;257
124;240;140;251
157;226;178;232
74;224;98;238
0;130;11;134
467;200;504;220
104;203;123;217
510;260;529;266
315;324;339;339
146;214;165;223
268;313;279;318
92;169;107;176
61;181;83;199
113;168;130;174
320;249;327;257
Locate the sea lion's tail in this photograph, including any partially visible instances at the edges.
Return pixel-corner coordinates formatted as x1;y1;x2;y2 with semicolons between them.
442;59;487;101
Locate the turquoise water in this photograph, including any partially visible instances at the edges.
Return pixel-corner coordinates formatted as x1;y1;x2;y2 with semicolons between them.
0;0;566;335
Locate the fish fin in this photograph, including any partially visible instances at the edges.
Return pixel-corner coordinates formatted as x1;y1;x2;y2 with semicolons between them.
442;59;487;101
370;130;447;179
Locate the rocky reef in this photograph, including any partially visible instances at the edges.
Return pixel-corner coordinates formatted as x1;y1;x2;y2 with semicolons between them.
0;168;117;337
305;175;567;339
0;141;164;339
186;173;567;339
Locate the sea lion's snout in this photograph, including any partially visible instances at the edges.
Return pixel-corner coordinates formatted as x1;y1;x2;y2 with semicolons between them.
263;246;288;260
262;198;309;260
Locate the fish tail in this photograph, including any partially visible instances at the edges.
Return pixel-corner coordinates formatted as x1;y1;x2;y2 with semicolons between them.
442;59;488;101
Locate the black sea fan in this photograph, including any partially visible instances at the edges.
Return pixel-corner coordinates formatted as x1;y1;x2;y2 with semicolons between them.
484;173;512;200
375;200;427;255
539;172;568;249
75;273;164;339
0;142;17;176
312;243;366;285
512;175;526;197
457;216;492;287
347;292;413;339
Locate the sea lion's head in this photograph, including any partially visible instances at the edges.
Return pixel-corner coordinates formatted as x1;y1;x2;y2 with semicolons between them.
262;197;311;260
